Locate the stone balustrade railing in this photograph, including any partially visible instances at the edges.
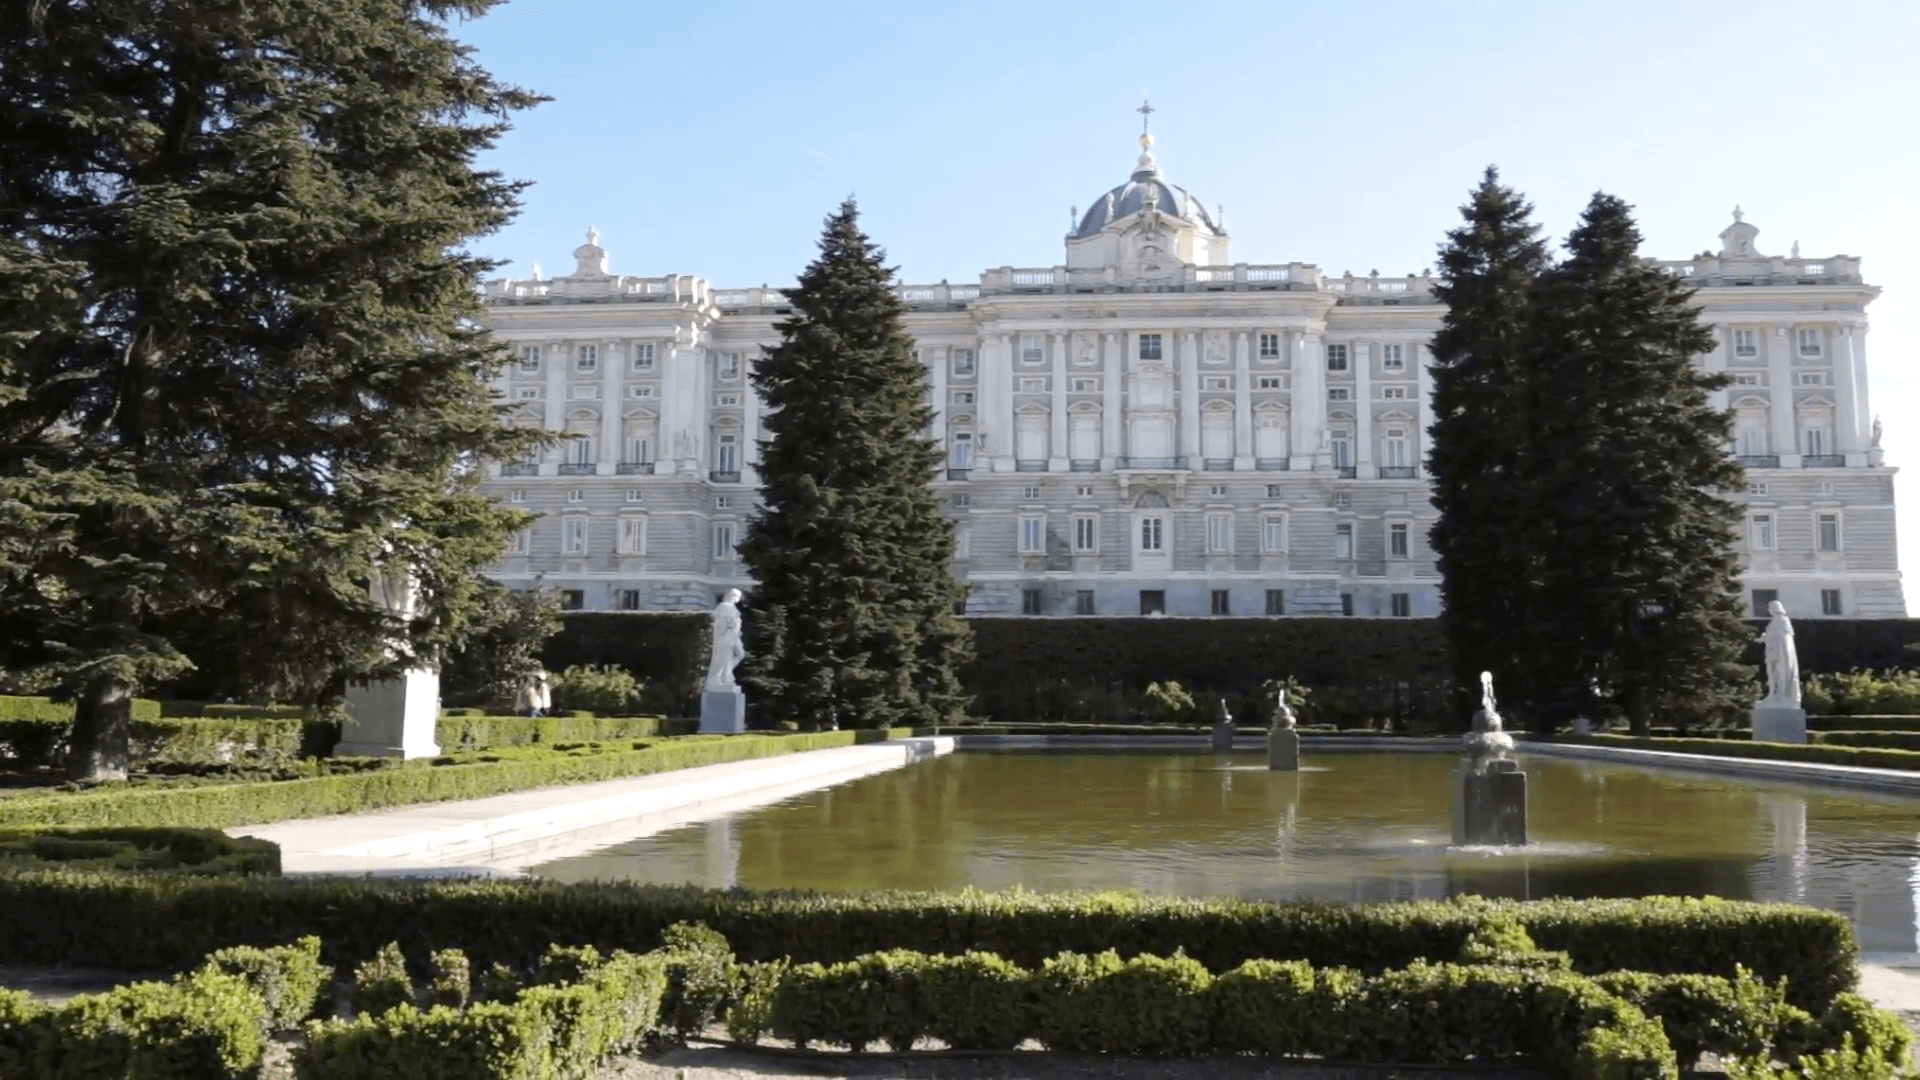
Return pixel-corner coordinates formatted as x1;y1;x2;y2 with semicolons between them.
1653;255;1864;285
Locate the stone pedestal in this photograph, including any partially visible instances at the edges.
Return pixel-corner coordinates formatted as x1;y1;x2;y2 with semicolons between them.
1210;719;1236;752
699;690;746;735
1268;729;1300;771
336;669;441;759
1752;705;1808;744
1452;759;1527;846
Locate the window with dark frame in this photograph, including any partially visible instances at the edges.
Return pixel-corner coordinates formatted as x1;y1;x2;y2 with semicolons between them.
1021;588;1043;615
1211;589;1231;615
1266;589;1285;615
1076;590;1096;615
1821;589;1842;615
1139;590;1166;615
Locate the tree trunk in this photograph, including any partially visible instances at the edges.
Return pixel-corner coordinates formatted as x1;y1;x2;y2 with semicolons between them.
68;677;134;781
1627;693;1652;739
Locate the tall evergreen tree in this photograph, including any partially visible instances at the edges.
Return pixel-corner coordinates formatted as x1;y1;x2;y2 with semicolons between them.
0;0;544;778
740;199;973;730
1426;167;1554;725
1524;194;1750;734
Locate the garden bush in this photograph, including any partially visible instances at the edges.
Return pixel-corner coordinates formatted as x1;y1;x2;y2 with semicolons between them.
1033;949;1214;1057
353;942;416;1017
0;879;1859;1014
429;948;473;1009
1808;716;1920;734
1815;730;1920;752
202;936;332;1030
657;921;736;1040
550;665;649;716
1803;670;1920;717
26;968;268;1080
0;826;278;875
0;729;903;830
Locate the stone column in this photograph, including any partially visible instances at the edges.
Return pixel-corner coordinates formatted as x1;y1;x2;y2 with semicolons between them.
1354;342;1375;478
599;338;624;473
657;336;692;475
543;339;566;475
1851;324;1873;449
741;373;762;487
1770;326;1799;467
1102;332;1122;467
1233;331;1253;468
1834;326;1865;464
1178;331;1200;464
983;334;1012;471
1292;330;1326;470
928;345;947;447
1703;326;1730;415
1049;333;1069;470
1414;341;1433;478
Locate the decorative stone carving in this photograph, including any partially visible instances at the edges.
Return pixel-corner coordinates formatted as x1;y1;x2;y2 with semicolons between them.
1204;330;1229;366
1074;334;1098;366
1210;697;1235;752
1265;679;1299;771
573;226;609;277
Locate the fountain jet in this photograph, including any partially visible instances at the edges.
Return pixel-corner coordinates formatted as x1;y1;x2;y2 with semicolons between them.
1452;671;1528;846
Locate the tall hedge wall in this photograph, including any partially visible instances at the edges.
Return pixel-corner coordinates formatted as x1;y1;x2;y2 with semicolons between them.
542;613;1920;727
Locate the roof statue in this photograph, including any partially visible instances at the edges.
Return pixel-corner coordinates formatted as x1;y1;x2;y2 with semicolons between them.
573;226;609;277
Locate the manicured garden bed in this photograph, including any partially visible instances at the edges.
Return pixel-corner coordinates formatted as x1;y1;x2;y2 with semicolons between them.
0;827;278;875
0;730;910;830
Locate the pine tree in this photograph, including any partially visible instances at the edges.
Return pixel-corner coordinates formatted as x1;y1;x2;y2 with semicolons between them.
739;200;973;730
1426;168;1554;726
0;1;544;778
1523;193;1750;733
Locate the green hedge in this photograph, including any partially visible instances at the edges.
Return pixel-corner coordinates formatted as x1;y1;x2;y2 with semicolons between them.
0;695;164;723
1560;733;1920;772
1815;730;1920;752
1807;715;1920;733
0;730;903;830
0;878;1857;1012
0;827;278;875
2;968;268;1079
433;713;689;749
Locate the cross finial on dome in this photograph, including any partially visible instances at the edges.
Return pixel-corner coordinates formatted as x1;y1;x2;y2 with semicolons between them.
1732;204;1744;224
1137;96;1155;135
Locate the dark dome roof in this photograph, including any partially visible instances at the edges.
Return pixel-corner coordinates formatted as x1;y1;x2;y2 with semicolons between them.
1071;148;1221;239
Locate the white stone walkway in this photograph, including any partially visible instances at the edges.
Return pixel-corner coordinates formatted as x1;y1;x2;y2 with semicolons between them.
231;736;952;876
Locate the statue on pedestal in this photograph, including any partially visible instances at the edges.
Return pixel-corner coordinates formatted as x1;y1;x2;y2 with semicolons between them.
705;589;746;693
1265;678;1300;771
1463;671;1515;775
1759;601;1800;708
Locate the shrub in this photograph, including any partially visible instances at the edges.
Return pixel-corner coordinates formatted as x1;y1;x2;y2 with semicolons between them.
429;949;472;1009
550;665;647;716
535;943;604;987
656;921;735;1041
1804;670;1920;717
353;942;415;1017
476;961;522;1005
919;951;1033;1051
1210;958;1343;1057
769;949;931;1051
724;960;787;1044
0;988;43;1077
1034;949;1213;1057
1143;681;1199;724
1594;967;1786;1066
203;935;331;1030
0;827;279;875
34;968;268;1080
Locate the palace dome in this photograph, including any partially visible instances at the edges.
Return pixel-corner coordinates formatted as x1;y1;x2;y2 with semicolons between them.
1069;135;1223;239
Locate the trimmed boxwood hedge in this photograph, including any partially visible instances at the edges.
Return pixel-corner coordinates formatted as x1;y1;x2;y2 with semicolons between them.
0;827;278;875
1814;730;1920;752
0;729;907;830
0;879;1857;1013
1554;733;1920;771
1806;715;1920;734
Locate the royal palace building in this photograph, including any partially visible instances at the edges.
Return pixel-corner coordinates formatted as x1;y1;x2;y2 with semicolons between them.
476;133;1902;619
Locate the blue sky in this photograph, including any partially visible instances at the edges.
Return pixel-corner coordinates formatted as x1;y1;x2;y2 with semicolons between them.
457;0;1920;595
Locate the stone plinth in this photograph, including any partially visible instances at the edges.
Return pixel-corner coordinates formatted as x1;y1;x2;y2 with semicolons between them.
1210;719;1235;752
1452;759;1527;847
1268;729;1300;771
336;669;441;759
1752;705;1808;744
700;690;746;735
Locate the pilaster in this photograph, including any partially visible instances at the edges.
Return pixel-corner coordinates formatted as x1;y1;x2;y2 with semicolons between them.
1049;332;1069;470
1178;331;1200;462
598;338;624;472
1414;342;1433;478
1354;341;1375;478
1833;326;1862;463
1770;326;1799;467
1232;331;1253;468
543;338;566;475
984;334;1012;471
1292;330;1326;470
1102;332;1122;467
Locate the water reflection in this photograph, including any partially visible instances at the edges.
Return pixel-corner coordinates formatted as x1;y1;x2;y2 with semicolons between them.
530;751;1920;953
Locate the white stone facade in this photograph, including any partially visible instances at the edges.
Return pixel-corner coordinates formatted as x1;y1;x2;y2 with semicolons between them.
476;144;1901;620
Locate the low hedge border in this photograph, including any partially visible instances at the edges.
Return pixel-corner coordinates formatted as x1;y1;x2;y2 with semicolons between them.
0;696;163;724
0;878;1857;1013
0;827;279;875
0;729;908;831
1545;733;1920;772
1807;715;1920;734
1815;730;1920;752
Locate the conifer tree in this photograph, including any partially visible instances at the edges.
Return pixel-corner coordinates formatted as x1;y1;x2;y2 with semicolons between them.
0;0;543;778
739;200;972;730
1426;168;1554;725
1524;193;1750;733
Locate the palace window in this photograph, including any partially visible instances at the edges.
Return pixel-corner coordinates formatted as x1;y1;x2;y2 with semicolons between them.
1381;344;1405;370
1258;333;1282;359
1076;485;1093;497
1383;430;1410;468
1139;515;1164;552
1750;513;1775;552
712;523;736;560
1138;333;1163;361
1340;593;1354;616
1211;589;1232;616
1798;328;1823;357
715;433;739;473
1751;589;1777;618
1209;484;1226;496
1389;522;1409;558
1022;335;1045;364
508;489;526;504
515;386;540;400
507;529;530;555
631;343;654;370
1328;387;1350;402
519;345;541;373
1021;588;1043;615
1265;589;1285;615
713;392;740;407
1071;378;1098;392
1331;431;1353;469
1822;589;1843;616
951;434;973;469
559;590;584;611
1139;590;1166;615
1267;484;1285;498
1018;515;1044;554
629;436;654;464
949;493;971;509
1073;515;1098;553
1382;386;1407;400
1335;523;1354;560
1733;329;1758;357
953;348;976;375
1747;482;1768;496
1325;343;1349;371
1732;373;1761;386
1207;512;1233;553
626;385;655;399
1817;512;1841;552
1022;484;1042;501
574;343;598;372
1257;376;1283;389
1390;593;1411;617
626;488;644;503
566;487;584;503
718;352;741;380
617;516;647;555
1263;515;1288;553
952;391;975;405
618;589;641;611
562;517;587;555
1076;590;1096;615
1204;376;1230;390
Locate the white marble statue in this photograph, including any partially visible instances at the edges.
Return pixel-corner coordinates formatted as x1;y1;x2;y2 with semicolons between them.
1266;680;1297;730
1872;416;1883;450
705;588;746;692
1759;600;1801;707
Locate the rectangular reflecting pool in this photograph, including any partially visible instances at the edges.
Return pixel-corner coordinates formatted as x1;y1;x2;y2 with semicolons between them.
528;750;1920;954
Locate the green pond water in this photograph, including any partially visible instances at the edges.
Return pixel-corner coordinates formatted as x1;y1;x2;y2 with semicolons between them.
528;750;1920;954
